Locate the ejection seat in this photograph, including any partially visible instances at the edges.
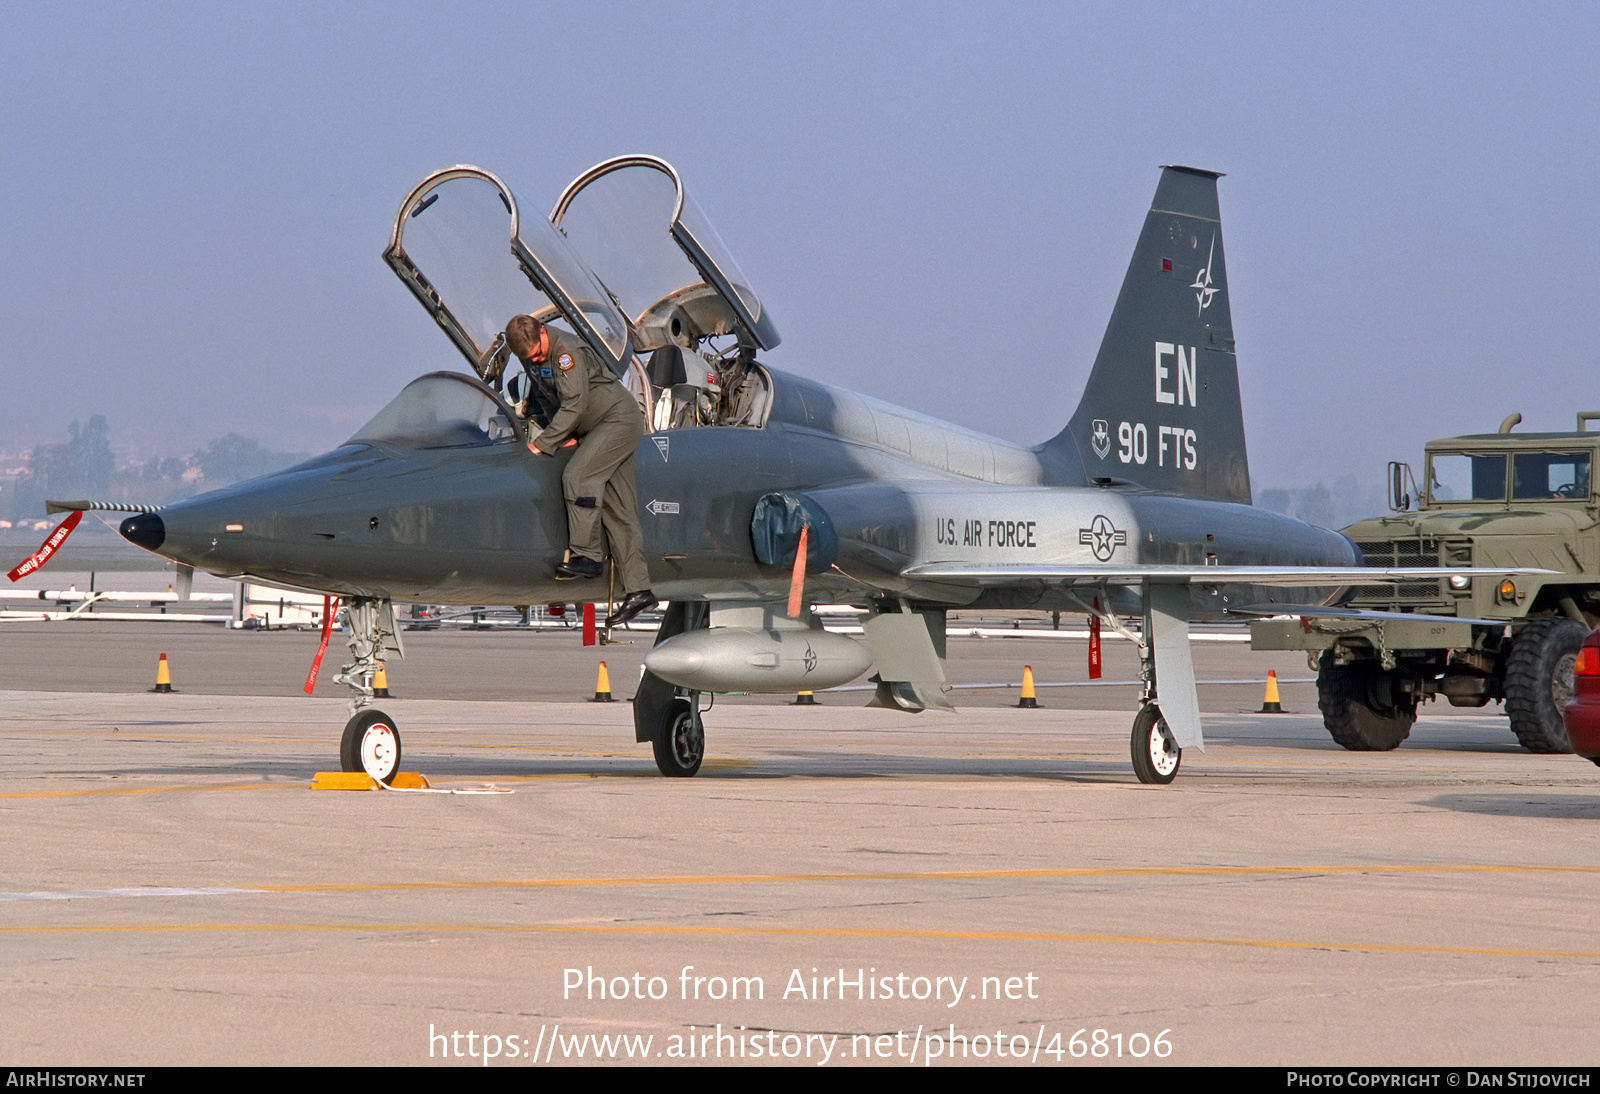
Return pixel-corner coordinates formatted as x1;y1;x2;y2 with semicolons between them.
551;155;780;432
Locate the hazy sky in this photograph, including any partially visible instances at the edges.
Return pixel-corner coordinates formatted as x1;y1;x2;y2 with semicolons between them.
3;2;1597;490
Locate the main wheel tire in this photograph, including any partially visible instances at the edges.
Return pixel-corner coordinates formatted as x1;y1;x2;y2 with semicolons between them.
650;698;704;777
1504;617;1584;753
340;709;401;784
1130;704;1181;784
1317;651;1415;751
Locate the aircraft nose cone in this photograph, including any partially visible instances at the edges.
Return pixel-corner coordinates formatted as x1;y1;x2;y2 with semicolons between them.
119;512;166;552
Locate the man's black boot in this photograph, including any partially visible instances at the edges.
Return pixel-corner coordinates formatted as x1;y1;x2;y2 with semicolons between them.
554;555;605;580
609;589;659;626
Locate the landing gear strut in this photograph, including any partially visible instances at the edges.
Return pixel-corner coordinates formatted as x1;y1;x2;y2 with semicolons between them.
332;597;405;780
1075;583;1195;785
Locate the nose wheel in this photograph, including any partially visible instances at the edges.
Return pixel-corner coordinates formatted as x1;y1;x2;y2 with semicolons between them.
1130;704;1181;784
341;709;402;784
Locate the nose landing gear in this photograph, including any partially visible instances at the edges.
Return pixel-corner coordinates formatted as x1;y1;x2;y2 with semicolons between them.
341;709;402;784
330;596;406;781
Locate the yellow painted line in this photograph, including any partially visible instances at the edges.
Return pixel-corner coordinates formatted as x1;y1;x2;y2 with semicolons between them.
3;862;1583;895
1;921;1596;960
0;732;725;761
0;733;316;745
0;782;307;800
0;760;757;799
0;774;630;798
247;863;1600;895
0;732;636;755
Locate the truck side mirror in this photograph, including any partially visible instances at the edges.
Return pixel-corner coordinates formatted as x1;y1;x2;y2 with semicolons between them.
1389;461;1412;512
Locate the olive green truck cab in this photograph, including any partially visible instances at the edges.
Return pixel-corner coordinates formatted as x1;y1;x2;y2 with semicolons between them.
1251;414;1600;753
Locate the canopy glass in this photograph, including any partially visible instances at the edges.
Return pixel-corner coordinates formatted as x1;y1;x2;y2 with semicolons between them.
384;166;632;378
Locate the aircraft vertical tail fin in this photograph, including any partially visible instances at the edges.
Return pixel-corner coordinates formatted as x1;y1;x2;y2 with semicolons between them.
1041;166;1250;504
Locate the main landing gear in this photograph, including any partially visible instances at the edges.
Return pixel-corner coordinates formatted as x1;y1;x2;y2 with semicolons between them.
1130;703;1181;784
647;697;704;777
1073;586;1192;785
634;600;710;777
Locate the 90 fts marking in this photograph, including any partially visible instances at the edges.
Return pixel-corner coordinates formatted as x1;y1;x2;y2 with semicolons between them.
1117;422;1196;469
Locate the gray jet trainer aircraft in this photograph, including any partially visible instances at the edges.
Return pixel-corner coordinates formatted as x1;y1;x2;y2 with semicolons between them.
96;157;1476;785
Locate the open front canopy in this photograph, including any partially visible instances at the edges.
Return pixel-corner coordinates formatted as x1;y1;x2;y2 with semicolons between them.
384;166;632;378
552;156;779;352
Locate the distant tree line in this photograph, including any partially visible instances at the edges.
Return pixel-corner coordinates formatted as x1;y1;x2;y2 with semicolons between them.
1255;474;1386;531
1;416;308;523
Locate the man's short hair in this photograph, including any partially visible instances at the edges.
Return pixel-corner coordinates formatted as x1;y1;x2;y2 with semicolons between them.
505;315;544;357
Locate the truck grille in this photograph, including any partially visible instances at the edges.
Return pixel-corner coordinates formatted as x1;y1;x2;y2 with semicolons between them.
1350;539;1443;604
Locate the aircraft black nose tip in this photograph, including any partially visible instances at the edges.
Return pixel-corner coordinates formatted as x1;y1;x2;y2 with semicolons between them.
119;512;166;552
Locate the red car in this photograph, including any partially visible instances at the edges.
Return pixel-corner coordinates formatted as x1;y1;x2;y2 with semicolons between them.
1563;629;1600;765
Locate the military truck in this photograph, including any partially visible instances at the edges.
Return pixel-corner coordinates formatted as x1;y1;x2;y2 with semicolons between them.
1252;412;1600;753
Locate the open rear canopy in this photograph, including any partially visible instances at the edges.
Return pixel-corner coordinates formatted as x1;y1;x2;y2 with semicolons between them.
384;166;632;378
552;156;779;352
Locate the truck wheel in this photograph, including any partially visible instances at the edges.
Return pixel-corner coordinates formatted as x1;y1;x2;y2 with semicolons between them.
1503;617;1584;754
1317;652;1415;751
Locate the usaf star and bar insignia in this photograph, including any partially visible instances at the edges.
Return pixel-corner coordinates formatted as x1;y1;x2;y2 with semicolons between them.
1079;514;1128;561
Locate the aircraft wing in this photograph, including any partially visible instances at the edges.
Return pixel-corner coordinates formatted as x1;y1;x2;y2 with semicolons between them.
1222;603;1513;626
898;563;1556;587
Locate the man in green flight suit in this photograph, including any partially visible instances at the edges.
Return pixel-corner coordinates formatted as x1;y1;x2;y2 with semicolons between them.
504;314;657;626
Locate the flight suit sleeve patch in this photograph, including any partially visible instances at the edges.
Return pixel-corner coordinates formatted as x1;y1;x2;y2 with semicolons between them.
558;354;574;371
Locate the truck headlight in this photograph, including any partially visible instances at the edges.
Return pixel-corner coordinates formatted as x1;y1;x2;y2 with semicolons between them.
1448;574;1470;591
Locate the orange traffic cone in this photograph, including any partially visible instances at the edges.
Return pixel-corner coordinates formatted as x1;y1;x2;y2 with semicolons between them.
590;661;615;702
1016;665;1040;708
372;663;392;698
792;690;818;705
150;653;175;693
1258;669;1284;713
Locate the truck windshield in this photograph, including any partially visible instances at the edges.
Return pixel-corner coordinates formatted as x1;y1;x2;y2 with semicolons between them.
1429;453;1505;502
1512;451;1592;499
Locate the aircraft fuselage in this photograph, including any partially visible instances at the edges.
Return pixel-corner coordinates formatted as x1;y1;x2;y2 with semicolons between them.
125;366;1356;616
